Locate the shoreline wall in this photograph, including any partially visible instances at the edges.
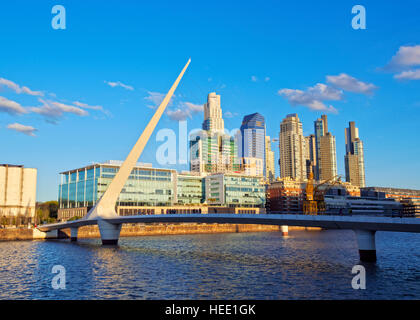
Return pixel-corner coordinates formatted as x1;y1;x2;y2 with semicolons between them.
0;223;321;241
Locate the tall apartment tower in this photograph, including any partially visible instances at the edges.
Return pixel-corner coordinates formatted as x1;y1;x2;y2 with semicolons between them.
314;115;337;181
202;92;224;132
345;121;366;187
190;92;239;174
265;136;275;182
239;113;266;177
305;134;316;178
278;114;306;181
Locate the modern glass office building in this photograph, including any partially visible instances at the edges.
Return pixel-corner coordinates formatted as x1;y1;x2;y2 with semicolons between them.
239;113;266;176
175;173;204;205
58;161;266;220
58;161;176;209
205;173;266;208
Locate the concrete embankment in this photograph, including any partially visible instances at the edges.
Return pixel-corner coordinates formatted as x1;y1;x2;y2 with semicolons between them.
0;223;321;241
0;228;34;241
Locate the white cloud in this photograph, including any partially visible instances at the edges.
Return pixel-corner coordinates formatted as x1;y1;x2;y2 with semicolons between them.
144;91;166;109
0;96;28;115
73;101;103;111
104;80;134;91
224;111;239;118
7;123;37;137
30;99;89;119
388;45;420;68
144;91;178;110
184;102;203;113
166;109;190;121
0;78;44;96
73;101;111;116
278;83;341;113
326;73;377;95
384;45;420;81
166;101;203;121
394;69;420;80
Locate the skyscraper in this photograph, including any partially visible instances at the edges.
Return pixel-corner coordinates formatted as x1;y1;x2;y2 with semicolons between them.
190;93;239;174
278;114;306;181
265;136;275;182
239;113;266;177
305;134;316;178
345;121;366;187
314;115;337;181
202;92;224;132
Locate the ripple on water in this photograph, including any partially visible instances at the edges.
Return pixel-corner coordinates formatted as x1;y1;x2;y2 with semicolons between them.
0;230;419;299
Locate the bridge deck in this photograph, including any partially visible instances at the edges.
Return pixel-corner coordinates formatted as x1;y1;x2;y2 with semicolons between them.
37;213;420;233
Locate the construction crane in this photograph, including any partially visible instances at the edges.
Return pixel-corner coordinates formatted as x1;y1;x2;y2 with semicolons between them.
303;171;343;215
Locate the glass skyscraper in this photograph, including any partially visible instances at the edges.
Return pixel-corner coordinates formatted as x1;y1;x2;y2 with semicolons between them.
239;113;266;177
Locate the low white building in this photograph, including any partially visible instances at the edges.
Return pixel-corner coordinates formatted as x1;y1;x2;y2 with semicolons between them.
0;164;37;224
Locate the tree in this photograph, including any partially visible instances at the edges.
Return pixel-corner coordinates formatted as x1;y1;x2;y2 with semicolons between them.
35;201;59;224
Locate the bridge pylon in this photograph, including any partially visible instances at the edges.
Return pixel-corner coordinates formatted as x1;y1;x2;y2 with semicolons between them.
70;227;78;242
354;229;376;262
76;59;191;244
98;220;122;245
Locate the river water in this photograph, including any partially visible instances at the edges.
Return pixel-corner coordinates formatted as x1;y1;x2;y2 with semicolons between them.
0;229;419;299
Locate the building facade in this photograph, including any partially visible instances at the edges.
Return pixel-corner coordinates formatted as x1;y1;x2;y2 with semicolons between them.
240;157;264;177
267;178;306;213
205;173;266;208
58;161;177;210
265;136;275;182
314;115;337;181
279;114;306;181
305;134;316;179
361;186;420;216
202;92;224;132
0;164;37;224
58;161;265;220
239;113;266;176
345;121;366;187
190;130;239;174
190;92;239;174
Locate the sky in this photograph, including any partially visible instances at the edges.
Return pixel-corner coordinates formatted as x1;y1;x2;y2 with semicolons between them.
0;0;419;201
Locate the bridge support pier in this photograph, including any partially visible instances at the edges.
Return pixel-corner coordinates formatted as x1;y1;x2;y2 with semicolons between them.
281;225;289;236
70;227;78;242
354;230;376;262
98;220;122;245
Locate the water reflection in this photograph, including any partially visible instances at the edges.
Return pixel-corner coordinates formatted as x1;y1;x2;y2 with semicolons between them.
0;230;419;299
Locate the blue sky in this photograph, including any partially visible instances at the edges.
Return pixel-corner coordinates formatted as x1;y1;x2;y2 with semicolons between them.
0;0;419;201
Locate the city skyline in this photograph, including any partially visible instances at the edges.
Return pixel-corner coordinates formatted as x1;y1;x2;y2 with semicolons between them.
0;1;419;201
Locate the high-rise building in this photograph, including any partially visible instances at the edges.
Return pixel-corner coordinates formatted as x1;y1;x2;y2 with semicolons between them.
202;92;224;132
0;164;37;224
305;134;316;179
190;92;239;174
278;114;306;181
344;121;366;187
238;113;266;177
190;131;239;174
265;136;275;182
314;115;337;181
